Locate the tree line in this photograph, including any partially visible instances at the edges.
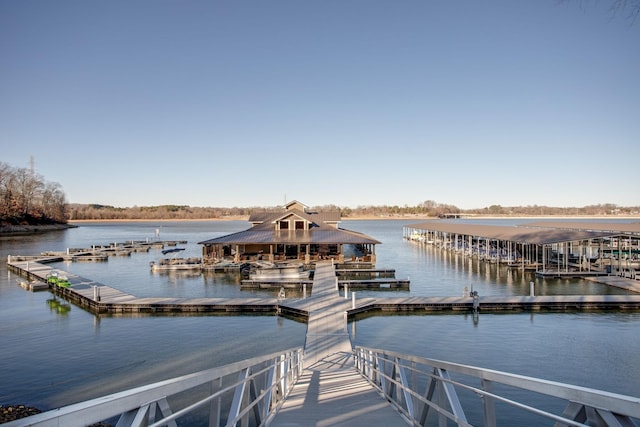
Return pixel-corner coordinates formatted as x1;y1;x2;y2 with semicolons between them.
0;162;67;224
67;204;258;220
2;160;637;224
67;200;639;221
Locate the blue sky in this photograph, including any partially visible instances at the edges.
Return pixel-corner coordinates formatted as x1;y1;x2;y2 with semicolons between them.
2;1;638;210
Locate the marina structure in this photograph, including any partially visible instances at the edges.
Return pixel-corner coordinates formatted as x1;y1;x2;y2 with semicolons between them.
404;221;640;279
198;200;380;266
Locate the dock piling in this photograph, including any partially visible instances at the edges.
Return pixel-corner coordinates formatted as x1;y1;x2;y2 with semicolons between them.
530;281;535;297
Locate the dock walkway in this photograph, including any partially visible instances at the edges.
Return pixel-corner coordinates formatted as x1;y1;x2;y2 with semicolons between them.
7;258;640;315
268;261;408;426
7;259;279;314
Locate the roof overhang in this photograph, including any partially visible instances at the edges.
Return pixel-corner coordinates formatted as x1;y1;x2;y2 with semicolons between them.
406;222;617;245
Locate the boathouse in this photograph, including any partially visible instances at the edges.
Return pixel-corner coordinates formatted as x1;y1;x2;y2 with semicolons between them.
199;201;380;266
403;221;640;278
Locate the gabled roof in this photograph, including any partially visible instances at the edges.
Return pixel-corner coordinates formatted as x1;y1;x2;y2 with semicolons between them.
269;208;320;227
284;200;307;211
200;201;378;246
248;205;341;224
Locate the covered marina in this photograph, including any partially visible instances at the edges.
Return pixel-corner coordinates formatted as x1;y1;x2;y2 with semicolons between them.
403;221;640;279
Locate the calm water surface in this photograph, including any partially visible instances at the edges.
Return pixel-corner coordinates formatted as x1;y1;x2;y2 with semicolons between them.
1;219;638;417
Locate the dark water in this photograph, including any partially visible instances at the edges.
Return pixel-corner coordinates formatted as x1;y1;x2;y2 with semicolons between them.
1;219;638;417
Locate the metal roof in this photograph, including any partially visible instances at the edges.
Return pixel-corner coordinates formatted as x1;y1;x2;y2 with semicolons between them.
522;221;640;234
199;227;380;245
202;204;372;246
405;222;616;245
248;209;341;224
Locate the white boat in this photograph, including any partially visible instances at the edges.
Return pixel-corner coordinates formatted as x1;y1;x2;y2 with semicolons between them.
150;257;202;272
249;263;310;280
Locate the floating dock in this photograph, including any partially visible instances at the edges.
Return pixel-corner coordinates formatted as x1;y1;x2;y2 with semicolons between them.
6;258;640;316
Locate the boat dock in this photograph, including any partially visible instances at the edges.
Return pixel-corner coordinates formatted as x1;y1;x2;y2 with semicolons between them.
7;257;279;315
240;278;410;290
7;258;640;317
403;221;640;280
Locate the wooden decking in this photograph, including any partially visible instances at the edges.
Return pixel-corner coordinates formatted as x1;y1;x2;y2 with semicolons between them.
7;259;279;314
584;275;640;293
7;258;640;315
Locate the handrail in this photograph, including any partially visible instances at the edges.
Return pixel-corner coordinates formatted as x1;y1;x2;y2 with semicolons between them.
5;347;304;427
8;345;639;426
354;346;640;427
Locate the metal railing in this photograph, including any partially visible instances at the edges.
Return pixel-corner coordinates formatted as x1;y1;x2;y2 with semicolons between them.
354;346;640;427
6;347;303;427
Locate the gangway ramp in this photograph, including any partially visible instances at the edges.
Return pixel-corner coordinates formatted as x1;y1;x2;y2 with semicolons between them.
268;261;409;426
268;352;408;426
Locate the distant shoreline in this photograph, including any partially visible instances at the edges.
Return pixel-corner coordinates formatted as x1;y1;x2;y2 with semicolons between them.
68;217;250;223
0;223;77;235
2;214;637;235
67;214;640;223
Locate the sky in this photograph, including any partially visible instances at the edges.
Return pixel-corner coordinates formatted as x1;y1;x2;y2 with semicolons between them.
1;1;639;210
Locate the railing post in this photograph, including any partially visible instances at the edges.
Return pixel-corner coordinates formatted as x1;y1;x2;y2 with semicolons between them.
396;358;415;418
228;368;250;425
280;354;287;398
371;350;378;384
481;378;497;427
210;377;222;427
435;368;468;424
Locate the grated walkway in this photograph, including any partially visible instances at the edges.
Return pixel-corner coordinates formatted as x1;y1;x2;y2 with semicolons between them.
268;262;408;426
268;352;408;427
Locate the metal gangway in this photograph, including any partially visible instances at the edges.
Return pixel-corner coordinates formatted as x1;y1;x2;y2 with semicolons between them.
6;345;639;426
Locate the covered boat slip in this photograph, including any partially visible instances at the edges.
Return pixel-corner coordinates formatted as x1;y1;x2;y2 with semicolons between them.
200;229;378;265
403;221;640;279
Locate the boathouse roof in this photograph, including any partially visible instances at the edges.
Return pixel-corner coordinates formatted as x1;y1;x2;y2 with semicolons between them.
522;221;640;235
406;222;617;245
248;209;341;227
199;201;379;245
198;227;380;245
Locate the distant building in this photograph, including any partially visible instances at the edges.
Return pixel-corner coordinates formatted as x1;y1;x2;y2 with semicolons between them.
198;200;380;265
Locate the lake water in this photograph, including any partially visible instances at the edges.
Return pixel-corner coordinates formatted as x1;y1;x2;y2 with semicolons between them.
1;219;639;422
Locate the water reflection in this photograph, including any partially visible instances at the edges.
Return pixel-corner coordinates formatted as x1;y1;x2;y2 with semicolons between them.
46;296;71;315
